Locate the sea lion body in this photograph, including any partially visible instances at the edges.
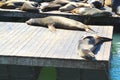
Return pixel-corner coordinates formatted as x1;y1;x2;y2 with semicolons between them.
52;0;81;5
26;16;95;32
71;7;112;16
0;0;39;10
59;2;93;12
20;2;39;13
40;2;62;12
77;34;112;60
40;0;79;12
59;2;77;12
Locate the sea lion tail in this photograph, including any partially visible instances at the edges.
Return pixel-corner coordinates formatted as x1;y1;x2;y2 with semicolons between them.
98;37;112;43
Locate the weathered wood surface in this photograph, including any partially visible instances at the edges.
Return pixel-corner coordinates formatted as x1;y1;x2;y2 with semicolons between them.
0;22;113;70
0;8;120;25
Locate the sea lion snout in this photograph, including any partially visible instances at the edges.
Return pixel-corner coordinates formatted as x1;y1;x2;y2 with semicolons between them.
26;19;33;25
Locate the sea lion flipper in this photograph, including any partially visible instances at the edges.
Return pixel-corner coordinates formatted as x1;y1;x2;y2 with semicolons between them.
85;27;97;34
48;24;56;32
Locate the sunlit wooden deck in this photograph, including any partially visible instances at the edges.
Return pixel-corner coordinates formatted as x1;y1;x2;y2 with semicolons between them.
0;22;113;70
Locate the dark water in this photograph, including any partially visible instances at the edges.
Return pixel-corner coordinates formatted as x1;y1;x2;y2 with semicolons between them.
110;33;120;80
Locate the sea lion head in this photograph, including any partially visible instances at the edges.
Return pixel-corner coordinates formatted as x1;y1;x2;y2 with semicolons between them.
26;18;34;25
81;49;95;60
26;18;45;26
70;7;87;14
70;8;78;14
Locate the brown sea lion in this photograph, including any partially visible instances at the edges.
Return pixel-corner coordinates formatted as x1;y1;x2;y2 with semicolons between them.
71;7;112;16
59;2;94;12
26;16;95;33
77;34;112;60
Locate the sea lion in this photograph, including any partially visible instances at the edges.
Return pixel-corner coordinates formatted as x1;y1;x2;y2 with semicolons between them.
0;0;39;9
59;2;77;12
51;0;85;6
112;0;120;15
40;0;84;12
40;0;80;12
20;1;40;13
87;0;104;9
52;0;70;5
40;2;62;12
77;34;112;60
26;16;95;33
59;2;94;12
71;7;112;17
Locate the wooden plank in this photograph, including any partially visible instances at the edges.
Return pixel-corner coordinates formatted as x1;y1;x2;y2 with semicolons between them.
49;30;75;58
63;31;85;59
12;27;41;56
95;26;106;60
14;27;46;57
34;29;58;57
103;26;113;60
32;29;54;57
0;23;29;55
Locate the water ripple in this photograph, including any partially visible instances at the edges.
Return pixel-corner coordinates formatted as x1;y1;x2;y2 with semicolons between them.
110;33;120;80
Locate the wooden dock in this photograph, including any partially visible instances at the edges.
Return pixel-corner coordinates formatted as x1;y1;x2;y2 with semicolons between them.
0;21;113;70
0;6;114;80
0;8;120;25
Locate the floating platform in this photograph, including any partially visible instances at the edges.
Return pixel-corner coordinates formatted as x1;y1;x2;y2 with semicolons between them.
0;22;113;70
0;8;120;25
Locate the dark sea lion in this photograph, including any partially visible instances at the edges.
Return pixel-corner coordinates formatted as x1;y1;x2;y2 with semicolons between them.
59;2;94;12
71;7;112;17
26;16;95;33
87;0;104;9
112;0;120;15
77;34;112;60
